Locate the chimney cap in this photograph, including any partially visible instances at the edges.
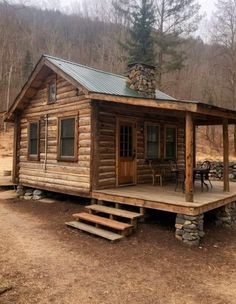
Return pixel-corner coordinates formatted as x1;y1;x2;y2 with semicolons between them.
127;62;157;70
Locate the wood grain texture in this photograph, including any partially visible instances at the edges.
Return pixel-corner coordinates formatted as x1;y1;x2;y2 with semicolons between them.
94;102;185;189
223;118;229;192
17;73;92;196
185;112;194;202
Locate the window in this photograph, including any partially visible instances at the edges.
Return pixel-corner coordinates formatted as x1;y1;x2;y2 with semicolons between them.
48;81;56;103
28;122;39;159
145;123;160;159
58;117;77;161
165;126;177;159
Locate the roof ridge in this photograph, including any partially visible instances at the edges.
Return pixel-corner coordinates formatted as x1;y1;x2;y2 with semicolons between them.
43;54;126;80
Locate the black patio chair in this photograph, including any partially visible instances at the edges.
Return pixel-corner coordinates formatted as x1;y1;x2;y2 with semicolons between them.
201;160;213;189
169;160;185;192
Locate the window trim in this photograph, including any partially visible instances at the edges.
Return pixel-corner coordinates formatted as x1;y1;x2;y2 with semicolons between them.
57;116;78;162
47;79;57;104
28;120;40;161
164;125;177;160
144;122;161;160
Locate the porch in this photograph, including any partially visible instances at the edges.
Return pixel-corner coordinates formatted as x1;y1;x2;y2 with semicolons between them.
92;181;236;216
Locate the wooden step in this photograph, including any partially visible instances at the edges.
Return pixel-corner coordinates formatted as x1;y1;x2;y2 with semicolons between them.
72;212;133;231
65;221;124;242
86;204;142;219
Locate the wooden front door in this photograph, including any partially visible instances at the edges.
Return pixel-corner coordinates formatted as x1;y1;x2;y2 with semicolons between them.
117;119;136;186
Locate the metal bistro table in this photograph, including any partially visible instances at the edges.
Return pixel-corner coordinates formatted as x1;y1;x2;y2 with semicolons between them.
173;167;210;192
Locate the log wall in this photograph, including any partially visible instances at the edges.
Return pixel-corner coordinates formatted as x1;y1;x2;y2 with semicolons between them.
94;102;185;190
18;73;92;196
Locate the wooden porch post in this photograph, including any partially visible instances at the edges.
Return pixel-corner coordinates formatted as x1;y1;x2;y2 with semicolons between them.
223;118;229;192
185;112;194;202
193;124;196;168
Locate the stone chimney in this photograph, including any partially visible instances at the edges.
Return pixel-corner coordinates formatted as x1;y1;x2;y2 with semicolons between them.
126;63;156;98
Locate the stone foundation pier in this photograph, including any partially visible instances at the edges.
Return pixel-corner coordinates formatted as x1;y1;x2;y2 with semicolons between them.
215;202;236;228
175;213;205;246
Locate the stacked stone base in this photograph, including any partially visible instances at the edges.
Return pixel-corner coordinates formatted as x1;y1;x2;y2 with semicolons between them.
16;185;45;200
215;203;236;228
175;214;205;246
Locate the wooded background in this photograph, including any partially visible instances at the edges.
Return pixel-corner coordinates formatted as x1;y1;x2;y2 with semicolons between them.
1;0;236;158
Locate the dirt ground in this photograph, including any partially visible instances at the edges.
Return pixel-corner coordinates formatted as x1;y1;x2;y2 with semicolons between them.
0;190;236;304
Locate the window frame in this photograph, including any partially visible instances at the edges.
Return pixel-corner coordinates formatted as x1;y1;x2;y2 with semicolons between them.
144;122;161;160
28;120;40;161
47;80;57;104
164;125;177;160
57;115;78;162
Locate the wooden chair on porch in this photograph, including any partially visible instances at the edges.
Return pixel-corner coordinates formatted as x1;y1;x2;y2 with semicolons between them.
148;160;164;186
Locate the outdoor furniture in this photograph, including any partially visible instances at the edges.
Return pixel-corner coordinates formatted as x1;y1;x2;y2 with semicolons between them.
201;160;213;189
169;160;185;192
148;160;164;186
193;167;209;192
193;161;213;192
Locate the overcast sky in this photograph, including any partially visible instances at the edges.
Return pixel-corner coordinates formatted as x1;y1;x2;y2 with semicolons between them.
199;0;216;18
13;0;217;18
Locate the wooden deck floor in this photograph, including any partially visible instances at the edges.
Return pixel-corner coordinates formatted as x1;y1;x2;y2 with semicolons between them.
92;181;236;215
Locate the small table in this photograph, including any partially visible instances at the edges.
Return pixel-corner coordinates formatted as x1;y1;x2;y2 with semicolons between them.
172;167;209;192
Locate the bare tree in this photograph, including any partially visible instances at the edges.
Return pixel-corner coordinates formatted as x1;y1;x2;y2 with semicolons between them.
212;0;236;153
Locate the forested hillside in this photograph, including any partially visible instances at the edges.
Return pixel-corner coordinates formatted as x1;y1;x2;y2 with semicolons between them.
0;0;236;157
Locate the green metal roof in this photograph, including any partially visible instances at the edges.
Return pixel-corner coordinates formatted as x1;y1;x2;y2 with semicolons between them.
44;55;176;101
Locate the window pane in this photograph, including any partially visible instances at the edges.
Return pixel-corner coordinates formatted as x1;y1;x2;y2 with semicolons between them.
61;138;74;157
147;142;157;158
61;118;75;138
166;128;175;143
165;127;176;159
30;123;38;140
147;126;157;142
48;83;56;103
30;139;38;155
60;118;75;158
29;123;38;155
146;125;159;159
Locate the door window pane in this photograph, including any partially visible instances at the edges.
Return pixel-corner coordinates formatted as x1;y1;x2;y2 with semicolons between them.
120;124;133;157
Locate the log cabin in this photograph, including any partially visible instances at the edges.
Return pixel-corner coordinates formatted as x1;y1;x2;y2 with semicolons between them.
5;55;236;244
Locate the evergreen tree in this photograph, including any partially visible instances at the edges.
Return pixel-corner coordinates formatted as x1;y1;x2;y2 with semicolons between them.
114;0;156;66
128;0;156;65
